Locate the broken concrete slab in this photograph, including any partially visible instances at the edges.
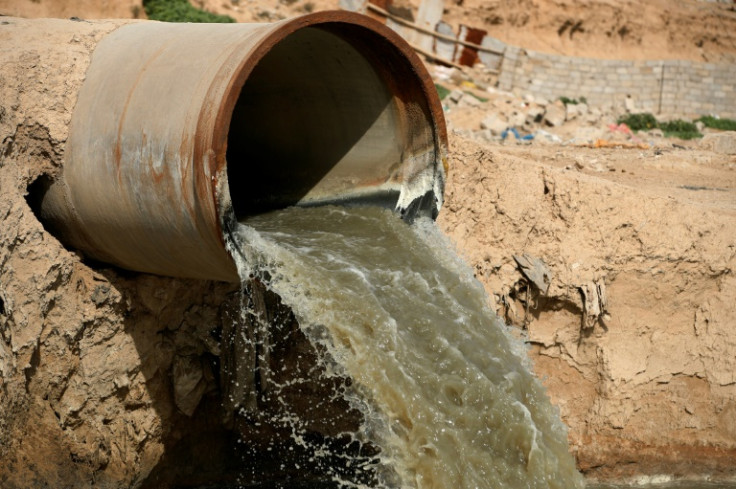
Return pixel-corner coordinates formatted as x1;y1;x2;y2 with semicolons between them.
700;131;736;155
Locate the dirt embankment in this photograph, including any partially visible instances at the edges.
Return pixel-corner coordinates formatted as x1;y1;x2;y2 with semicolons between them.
438;132;736;482
0;0;144;20
433;50;736;479
3;0;736;62
438;0;736;63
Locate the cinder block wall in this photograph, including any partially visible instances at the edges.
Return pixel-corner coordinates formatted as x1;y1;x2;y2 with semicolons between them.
495;45;736;119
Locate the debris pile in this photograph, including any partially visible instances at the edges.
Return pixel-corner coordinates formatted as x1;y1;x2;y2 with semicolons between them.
433;63;736;151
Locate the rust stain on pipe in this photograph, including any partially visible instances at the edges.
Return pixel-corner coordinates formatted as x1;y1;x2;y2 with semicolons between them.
39;11;447;282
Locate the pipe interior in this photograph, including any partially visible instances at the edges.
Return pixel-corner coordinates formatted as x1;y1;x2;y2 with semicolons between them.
226;25;434;219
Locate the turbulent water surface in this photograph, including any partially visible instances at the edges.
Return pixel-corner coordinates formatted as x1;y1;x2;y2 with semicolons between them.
231;206;584;489
590;484;736;489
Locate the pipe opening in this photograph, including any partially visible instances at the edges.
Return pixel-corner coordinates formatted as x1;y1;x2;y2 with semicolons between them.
226;23;437;219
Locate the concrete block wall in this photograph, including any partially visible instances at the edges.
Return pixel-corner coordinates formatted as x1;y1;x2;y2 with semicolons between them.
495;44;736;119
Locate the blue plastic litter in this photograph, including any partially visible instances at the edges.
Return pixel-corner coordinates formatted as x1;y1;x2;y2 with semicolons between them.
500;127;534;141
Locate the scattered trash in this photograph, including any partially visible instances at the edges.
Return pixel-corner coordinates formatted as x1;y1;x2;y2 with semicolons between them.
680;185;727;192
501;127;534;141
580;139;650;150
580;280;607;329
608;122;633;135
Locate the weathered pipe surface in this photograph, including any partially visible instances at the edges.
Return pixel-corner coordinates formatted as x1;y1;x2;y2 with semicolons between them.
39;11;448;282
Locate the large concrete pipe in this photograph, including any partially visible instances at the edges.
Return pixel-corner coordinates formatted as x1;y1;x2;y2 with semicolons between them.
38;11;447;282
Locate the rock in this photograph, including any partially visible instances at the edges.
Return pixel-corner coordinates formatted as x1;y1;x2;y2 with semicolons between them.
172;355;209;416
565;102;589;121
695;120;705;132
508;110;527;127
458;93;482;108
648;128;664;138
480;114;508;135
448;89;464;104
475;128;496;142
525;104;545;124
585;107;603;124
534;129;562;144
700;131;736;154
544;100;566;127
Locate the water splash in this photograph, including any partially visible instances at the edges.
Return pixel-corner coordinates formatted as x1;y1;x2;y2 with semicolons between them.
228;205;584;489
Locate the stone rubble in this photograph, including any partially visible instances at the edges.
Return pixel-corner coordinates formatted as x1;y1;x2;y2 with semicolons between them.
435;63;735;150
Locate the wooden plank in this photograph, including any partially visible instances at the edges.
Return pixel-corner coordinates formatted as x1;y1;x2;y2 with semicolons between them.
366;3;505;56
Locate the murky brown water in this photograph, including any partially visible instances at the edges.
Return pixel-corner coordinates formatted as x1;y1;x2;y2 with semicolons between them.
590;483;736;489
231;206;584;488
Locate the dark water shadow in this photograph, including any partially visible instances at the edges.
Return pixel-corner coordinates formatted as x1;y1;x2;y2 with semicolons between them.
104;270;381;488
226;28;397;218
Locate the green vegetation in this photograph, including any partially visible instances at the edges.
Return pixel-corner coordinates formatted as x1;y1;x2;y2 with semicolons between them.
435;83;450;101
559;96;587;106
658;119;701;140
143;0;235;23
697;115;736;131
658;119;698;133
618;112;703;140
617;112;658;131
660;129;702;140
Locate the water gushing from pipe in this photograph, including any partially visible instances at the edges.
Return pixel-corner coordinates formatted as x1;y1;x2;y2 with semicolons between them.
227;205;584;488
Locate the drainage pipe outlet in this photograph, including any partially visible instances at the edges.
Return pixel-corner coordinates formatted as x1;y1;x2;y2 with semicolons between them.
38;11;448;282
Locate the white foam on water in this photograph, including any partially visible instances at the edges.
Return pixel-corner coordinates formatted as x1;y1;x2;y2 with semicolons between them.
230;205;584;489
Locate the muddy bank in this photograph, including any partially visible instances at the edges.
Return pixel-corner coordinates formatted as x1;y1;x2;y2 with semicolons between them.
438;133;736;482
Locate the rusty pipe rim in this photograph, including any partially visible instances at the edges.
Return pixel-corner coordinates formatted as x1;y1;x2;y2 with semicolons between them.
207;10;448;241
